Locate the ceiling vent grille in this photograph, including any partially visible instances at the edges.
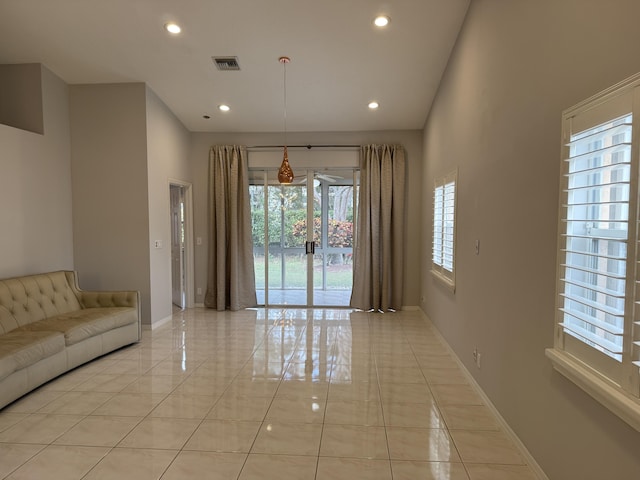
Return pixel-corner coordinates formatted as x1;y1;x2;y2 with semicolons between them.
212;56;240;71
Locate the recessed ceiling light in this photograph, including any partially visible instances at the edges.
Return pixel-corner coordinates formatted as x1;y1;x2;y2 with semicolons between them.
164;22;181;34
368;101;379;110
218;104;230;112
374;15;390;27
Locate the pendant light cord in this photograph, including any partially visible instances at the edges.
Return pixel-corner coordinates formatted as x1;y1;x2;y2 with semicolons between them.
283;58;288;147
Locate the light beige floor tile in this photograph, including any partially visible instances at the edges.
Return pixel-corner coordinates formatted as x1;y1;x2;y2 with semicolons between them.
416;354;460;369
431;384;483;406
147;358;203;376
374;352;420;368
422;368;468;385
37;372;94;392
0;413;28;432
251;421;322;455
331;365;378;383
99;359;153;375
91;393;165;417
149;393;217;419
391;460;470;480
466;463;538;480
383;401;445;428
440;405;500;431
238;454;318;480
0;414;82;444
450;430;526;465
275;380;330;399
0;443;45;478
72;374;140;393
83;447;178;480
378;383;435;405
324;400;384;426
118;416;200;449
265;395;326;424
160;451;247;480
6;445;109;480
411;343;452;356
54;415;142;447
284;361;332;381
316;457;392;480
386;427;461;462
172;375;231;396
37;391;114;415
327;381;381;402
224;379;280;398
120;375;184;394
207;394;272;421
2;390;63;413
184;419;261;453
377;366;426;384
320;424;389;459
190;361;244;378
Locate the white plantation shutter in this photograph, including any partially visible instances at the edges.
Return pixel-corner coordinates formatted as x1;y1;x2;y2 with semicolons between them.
552;75;640;409
560;115;631;365
432;170;457;289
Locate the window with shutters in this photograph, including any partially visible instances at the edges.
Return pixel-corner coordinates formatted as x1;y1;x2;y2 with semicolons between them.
432;170;457;291
547;73;640;432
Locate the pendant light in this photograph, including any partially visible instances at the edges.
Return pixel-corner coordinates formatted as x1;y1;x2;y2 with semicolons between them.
277;56;294;184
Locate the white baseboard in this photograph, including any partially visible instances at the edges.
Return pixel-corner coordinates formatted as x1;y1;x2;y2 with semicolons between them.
146;314;173;330
417;309;549;480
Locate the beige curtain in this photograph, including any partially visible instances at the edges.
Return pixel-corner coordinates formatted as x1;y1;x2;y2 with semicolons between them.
204;145;257;311
350;144;405;311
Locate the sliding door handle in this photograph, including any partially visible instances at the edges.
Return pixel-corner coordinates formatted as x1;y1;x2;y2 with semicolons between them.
305;241;315;255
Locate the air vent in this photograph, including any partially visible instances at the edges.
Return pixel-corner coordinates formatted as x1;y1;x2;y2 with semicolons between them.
212;56;240;71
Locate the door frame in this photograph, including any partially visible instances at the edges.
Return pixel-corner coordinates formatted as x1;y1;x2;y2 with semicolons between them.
168;179;195;309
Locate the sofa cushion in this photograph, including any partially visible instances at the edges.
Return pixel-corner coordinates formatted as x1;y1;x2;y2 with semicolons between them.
0;330;66;381
15;307;138;346
0;272;82;334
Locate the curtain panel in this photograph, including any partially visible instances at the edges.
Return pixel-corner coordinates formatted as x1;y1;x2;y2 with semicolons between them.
205;145;257;311
350;144;405;311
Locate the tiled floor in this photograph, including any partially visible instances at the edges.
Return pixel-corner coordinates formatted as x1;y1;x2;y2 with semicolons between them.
0;308;540;479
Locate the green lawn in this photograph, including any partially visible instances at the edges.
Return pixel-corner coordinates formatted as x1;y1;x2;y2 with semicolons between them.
254;254;352;289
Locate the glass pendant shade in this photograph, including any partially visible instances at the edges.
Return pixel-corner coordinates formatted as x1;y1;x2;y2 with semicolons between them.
278;146;294;183
278;56;294;184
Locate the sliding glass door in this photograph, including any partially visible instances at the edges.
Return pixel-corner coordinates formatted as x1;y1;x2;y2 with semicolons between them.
250;169;355;307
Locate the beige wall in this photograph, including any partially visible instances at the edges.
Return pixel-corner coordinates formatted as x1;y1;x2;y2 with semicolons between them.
145;87;192;325
189;130;423;307
422;1;640;478
0;63;43;134
69;83;152;323
0;65;74;279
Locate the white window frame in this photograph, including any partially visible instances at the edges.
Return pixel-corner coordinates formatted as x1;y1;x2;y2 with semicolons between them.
432;169;457;291
547;73;640;432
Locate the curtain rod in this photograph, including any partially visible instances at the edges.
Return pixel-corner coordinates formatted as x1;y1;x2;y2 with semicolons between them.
247;144;361;150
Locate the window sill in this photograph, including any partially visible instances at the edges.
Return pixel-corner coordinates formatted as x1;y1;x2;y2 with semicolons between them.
545;348;640;433
430;269;455;293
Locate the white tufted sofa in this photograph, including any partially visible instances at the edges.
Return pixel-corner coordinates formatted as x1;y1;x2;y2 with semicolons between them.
0;270;141;409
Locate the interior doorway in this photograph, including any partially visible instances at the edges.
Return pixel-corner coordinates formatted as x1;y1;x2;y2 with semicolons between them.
249;168;356;307
169;182;194;310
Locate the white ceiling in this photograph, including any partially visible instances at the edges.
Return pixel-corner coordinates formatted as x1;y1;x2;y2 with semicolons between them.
0;0;469;133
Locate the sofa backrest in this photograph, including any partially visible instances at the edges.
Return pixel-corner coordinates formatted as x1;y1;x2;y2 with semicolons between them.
0;271;82;334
